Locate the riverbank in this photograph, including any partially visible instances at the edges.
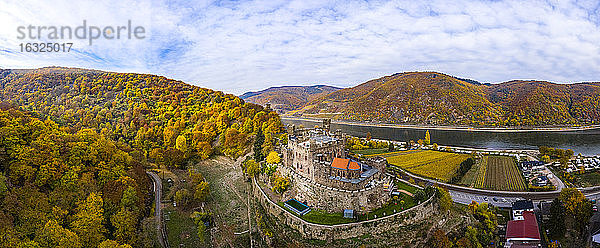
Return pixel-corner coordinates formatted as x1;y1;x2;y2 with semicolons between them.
282;116;600;133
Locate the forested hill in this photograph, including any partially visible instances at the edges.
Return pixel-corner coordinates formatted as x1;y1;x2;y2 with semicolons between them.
0;67;284;247
290;72;600;127
240;85;341;114
0;67;284;160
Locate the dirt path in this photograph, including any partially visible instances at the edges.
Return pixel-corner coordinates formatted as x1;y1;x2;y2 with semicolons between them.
196;154;253;247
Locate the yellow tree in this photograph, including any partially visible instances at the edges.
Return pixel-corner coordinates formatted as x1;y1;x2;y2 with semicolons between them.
266;151;281;164
111;207;136;245
175;135;188;153
425;130;431;145
98;240;132;248
36;220;82;248
70;193;106;248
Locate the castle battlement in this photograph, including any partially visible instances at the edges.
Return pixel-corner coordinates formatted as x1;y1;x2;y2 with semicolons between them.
282;119;390;213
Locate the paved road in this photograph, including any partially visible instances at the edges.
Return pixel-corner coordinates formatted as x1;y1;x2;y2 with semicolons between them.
147;171;168;248
391;167;600;208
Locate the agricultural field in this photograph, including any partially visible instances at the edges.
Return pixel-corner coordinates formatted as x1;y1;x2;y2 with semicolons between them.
473;156;526;191
459;158;482;186
387;150;471;182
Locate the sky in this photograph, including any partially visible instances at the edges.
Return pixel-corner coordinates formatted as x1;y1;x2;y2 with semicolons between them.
1;0;600;95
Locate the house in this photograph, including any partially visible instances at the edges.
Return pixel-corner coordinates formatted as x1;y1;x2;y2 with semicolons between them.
512;200;534;221
532;176;548;187
505;211;541;248
590;209;600;247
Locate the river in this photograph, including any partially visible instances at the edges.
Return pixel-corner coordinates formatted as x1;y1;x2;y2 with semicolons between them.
282;118;600;156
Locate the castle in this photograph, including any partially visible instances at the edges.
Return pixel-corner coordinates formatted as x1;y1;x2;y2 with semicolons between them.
281;119;390;214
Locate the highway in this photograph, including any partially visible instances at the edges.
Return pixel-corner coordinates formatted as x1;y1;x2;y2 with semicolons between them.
147;171;168;248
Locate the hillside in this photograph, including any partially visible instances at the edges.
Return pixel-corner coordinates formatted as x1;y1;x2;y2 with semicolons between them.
240;85;340;113
0;67;284;247
289;72;600;127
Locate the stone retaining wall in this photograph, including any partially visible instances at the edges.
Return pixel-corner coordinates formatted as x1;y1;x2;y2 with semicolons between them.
279;165;390;213
253;178;437;241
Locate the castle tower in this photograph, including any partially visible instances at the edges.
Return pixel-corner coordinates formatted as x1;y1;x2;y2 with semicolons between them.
322;119;331;132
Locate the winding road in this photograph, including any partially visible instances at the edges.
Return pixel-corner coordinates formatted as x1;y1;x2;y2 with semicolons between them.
147;171;168;248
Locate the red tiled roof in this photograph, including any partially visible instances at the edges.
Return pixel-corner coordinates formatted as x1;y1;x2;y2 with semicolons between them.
348;161;360;170
331;158;350;170
506;212;540;240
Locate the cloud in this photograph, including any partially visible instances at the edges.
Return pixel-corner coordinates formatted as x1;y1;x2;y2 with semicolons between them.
1;0;600;94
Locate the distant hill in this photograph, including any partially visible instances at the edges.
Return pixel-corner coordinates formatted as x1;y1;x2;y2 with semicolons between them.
240;85;341;113
287;72;600;127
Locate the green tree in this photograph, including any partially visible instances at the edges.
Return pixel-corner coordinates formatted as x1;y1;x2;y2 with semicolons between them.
120;186;138;211
271;174;290;194
174;189;191;207
245;159;260;177
414;189;427;204
548;198;565;240
0;174;7;199
436;187;452;212
194;181;210;202
541;155;551;163
254;129;265;161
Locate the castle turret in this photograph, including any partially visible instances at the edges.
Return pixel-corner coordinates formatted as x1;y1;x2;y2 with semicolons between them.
322;119;331;132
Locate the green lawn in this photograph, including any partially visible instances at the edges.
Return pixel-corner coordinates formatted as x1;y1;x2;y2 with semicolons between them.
164;206;206;247
395;180;418;194
352;148;389;155
358;194;415;221
278;202;354;225
573;171;600;187
302;209;355;225
277;193;416;225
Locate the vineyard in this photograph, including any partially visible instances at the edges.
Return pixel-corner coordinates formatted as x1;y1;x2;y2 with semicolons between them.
473;156;527;191
387;151;471;182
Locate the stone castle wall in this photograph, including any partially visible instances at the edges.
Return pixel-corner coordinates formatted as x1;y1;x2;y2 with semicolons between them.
279;165;390;213
253;178;437;241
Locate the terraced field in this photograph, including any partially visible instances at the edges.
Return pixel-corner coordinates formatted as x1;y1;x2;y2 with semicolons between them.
387;150;471;182
473;156;526;191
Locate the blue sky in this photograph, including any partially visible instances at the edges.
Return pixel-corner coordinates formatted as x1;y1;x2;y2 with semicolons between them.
1;0;600;94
